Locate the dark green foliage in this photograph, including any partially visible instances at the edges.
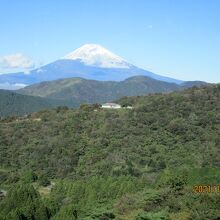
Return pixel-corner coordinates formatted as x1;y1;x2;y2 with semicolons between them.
38;174;50;187
18;76;207;111
1;77;208;117
0;84;219;219
0;89;77;117
18;76;181;103
21;170;38;183
136;210;169;220
0;184;50;220
49;176;143;219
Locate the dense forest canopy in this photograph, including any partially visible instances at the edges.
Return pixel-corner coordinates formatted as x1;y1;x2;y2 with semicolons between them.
0;76;207;117
0;84;220;219
0;90;78;117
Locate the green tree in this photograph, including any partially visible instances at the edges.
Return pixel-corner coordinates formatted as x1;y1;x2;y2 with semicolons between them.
0;184;50;220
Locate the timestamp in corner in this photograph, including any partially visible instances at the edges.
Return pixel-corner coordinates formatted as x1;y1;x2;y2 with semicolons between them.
193;185;220;193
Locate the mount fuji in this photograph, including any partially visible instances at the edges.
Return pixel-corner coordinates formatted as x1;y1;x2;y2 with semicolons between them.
0;44;183;89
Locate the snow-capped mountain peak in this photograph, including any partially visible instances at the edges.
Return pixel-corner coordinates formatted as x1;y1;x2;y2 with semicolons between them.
63;44;130;69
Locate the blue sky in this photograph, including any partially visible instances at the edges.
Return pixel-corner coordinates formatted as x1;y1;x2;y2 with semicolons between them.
0;0;219;82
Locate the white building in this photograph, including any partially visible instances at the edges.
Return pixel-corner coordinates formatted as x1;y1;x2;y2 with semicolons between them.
125;106;133;109
101;103;121;109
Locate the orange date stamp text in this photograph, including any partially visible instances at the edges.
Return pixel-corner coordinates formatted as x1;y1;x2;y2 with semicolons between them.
193;185;220;193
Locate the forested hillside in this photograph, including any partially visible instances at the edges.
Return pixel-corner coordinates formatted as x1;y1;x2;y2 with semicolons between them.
0;84;220;220
18;76;206;104
17;76;181;103
1;77;207;117
0;90;78;117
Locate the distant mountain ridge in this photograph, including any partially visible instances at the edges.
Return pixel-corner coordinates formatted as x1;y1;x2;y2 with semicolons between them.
181;81;208;88
0;44;183;89
18;75;207;104
0;76;209;117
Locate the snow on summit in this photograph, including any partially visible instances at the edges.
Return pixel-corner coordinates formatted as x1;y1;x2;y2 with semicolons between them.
63;44;130;68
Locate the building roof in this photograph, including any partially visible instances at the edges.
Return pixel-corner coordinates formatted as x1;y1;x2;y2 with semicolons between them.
101;103;121;108
102;103;120;106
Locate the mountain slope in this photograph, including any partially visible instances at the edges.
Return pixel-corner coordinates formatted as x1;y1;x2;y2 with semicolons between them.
18;76;181;104
181;80;208;88
2;76;208;117
11;84;220;178
0;84;220;219
63;43;130;68
0;90;78;117
0;44;183;88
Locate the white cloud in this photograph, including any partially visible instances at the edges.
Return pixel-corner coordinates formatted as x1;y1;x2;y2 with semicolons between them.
0;82;27;90
0;53;35;69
